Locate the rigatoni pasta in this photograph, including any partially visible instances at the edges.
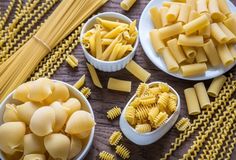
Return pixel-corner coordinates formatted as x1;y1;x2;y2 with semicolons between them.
207;75;227;97
177;4;191;24
208;0;226;22
216;44;234;66
167;38;186;64
184;87;201;115
149;29;165;53
193;82;210;109
120;0;136;11
107;78;131;92
195;47;207;63
150;7;162;29
166;4;180;22
180;63;207;77
160;47;179;72
177;34;204;46
158;22;184;39
203;39;221;66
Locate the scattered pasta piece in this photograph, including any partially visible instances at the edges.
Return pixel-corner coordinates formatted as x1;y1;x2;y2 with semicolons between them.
135;124;152;133
86;63;103;88
109;131;122;146
207;75;227;97
120;0;136;11
66;55;78;68
80;87;91;98
184;88;201;115
99;151;115;160
73;75;86;89
107;78;131;92
175;117;191;132
125;60;151;82
107;106;121;120
115;144;130;159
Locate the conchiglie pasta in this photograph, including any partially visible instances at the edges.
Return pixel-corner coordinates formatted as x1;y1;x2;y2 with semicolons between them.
62;98;81;115
76;130;91;139
69;136;83;159
24;133;46;155
23;154;46;160
12;82;32;102
3;104;19;123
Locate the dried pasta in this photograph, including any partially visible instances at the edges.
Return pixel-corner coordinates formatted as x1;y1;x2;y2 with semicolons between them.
175;117;191;131
135;124;152;133
107;106;121;120
115;144;130;159
194;82;210;109
120;0;136;11
66;55;78;68
207;75;227;97
107;78;131;92
184;87;201;115
99;151;115;160
109;131;122;146
86;63;103;88
74;75;86;89
80;87;91;98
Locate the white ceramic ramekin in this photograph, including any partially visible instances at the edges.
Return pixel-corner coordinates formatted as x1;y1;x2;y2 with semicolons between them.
0;80;95;160
119;82;181;145
80;12;139;72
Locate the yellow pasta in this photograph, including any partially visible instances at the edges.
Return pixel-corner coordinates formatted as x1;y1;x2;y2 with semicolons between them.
228;44;236;60
177;4;191;24
150;7;162;29
108;43;122;61
188;10;200;22
178;34;204;46
125;60;151;82
116;44;133;59
166;4;180;22
167;38;186;64
162;1;185;7
86;63;103;88
107;106;121;120
194;82;210;109
135;124;152;133
107;78;131;92
216;44;234;66
160;47;179;72
140;95;156;106
148;107;159;122
66;55;78;68
104;25;127;39
136;83;149;97
203;39;221;66
167;98;177;113
158;92;169;108
223;17;236;35
182;46;197;58
80;87;91;98
109;131;122;146
207;75;227;97
120;0;136;11
153;112;168;128
99;151;115;160
96;17;128;30
175;117;191;131
195;47;208;63
95;29;102;59
218;0;231;16
73;75;86;89
210;23;228;44
149;29;165;53
218;22;236;43
208;0;226;22
186;0;196;11
125;105;136;125
159;83;170;92
198;24;211;38
196;0;208;14
115;144;130;159
160;7;169;27
158;22;184;39
101;38;113;46
184;14;209;35
136;105;150;121
180;63;207;77
184;87;201;115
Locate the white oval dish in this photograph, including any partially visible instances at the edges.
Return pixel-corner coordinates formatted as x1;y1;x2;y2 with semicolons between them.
139;0;236;81
80;12;139;72
0;80;95;160
119;82;180;145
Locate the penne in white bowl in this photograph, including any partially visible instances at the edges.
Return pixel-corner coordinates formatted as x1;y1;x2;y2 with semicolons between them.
119;81;180;145
0;80;95;160
80;12;139;72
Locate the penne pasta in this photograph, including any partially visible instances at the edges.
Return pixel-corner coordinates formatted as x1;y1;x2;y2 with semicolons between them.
101;38;113;46
178;34;204;46
116;44;133;59
207;75;227;97
180;63;207;77
107;78;131;92
182;46;197;58
109;43;122;61
104;25;127;39
208;0;226;22
160;47;179;72
74;75;86;89
149;7;162;29
216;44;234;66
158;22;184;39
96;17;128;30
184;88;201;115
86;63;103;88
149;29;165;53
129;20;137;35
210;23;228;44
89;35;96;57
167;38;186;64
203;39;221;66
194;82;210;109
196;47;208;63
95;30;102;58
166;4;180;22
177;4;191;24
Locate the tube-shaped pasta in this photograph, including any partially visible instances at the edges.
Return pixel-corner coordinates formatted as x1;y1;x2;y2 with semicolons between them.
160;7;169;27
120;0;136;11
218;22;236;43
177;4;191;24
196;47;208;63
217;0;231;16
167;38;186;64
196;0;208;14
216;44;234;66
109;43;122;61
178;34;204;46
116;44;133;59
188;10;200;22
149;29;165;53
208;0;226;22
86;63;103;88
162;1;184;7
198;24;211;38
185;57;195;64
207;75;227;97
149;7;162;29
182;46;197;58
101;39;113;46
107;78;131;92
194;82;210;109
160;47;179;72
210;23;228;44
203;39;221;66
183;14;209;35
166;4;180;22
96;17;128;30
184;88;201;115
228;44;236;60
186;0;196;11
104;25;127;39
89;35;96;57
180;63;207;77
95;30;102;59
158;22;184;39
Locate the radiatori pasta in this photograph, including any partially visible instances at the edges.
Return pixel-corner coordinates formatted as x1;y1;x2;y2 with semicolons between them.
149;0;236;77
125;82;178;133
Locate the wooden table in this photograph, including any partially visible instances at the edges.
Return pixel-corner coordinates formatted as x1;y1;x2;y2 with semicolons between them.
1;0;236;159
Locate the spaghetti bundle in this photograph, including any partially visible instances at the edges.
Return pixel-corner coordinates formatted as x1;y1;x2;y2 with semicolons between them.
0;0;108;101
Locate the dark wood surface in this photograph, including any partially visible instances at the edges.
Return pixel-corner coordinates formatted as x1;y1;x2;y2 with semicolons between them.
1;0;236;160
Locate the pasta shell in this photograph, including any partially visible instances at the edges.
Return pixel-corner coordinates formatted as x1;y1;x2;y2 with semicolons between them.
24;133;46;155
27;78;54;102
30;107;55;136
62;98;81;115
44;82;70;104
76;130;91;139
23;154;46;160
0;122;26;154
12;82;31;102
3;104;19;122
44;133;70;160
69;136;83;159
4;151;23;160
50;102;68;132
65;111;95;134
16;102;39;125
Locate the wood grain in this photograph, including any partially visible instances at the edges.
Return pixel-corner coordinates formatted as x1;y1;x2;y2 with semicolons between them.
1;0;236;160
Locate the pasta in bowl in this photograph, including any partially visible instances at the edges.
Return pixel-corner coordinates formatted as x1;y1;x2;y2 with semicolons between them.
119;82;180;145
0;78;95;160
80;12;139;72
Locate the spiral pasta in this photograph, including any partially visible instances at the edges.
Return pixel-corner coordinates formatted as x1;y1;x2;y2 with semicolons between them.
107;106;121;120
135;123;152;133
175;118;191;132
136;83;149;97
158;92;169;108
125;106;136;125
153;112;168;128
136;105;150;122
80;87;91;98
99;151;115;160
115;144;130;159
109;131;122;146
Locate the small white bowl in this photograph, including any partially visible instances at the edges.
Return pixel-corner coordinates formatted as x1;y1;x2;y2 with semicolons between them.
119;82;180;145
80;12;139;72
0;80;95;160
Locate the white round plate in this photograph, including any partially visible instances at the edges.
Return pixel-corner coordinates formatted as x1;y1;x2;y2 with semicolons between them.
139;0;236;81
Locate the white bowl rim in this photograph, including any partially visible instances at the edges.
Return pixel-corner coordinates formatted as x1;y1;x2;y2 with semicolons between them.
121;81;180;136
0;79;95;160
80;12;139;64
